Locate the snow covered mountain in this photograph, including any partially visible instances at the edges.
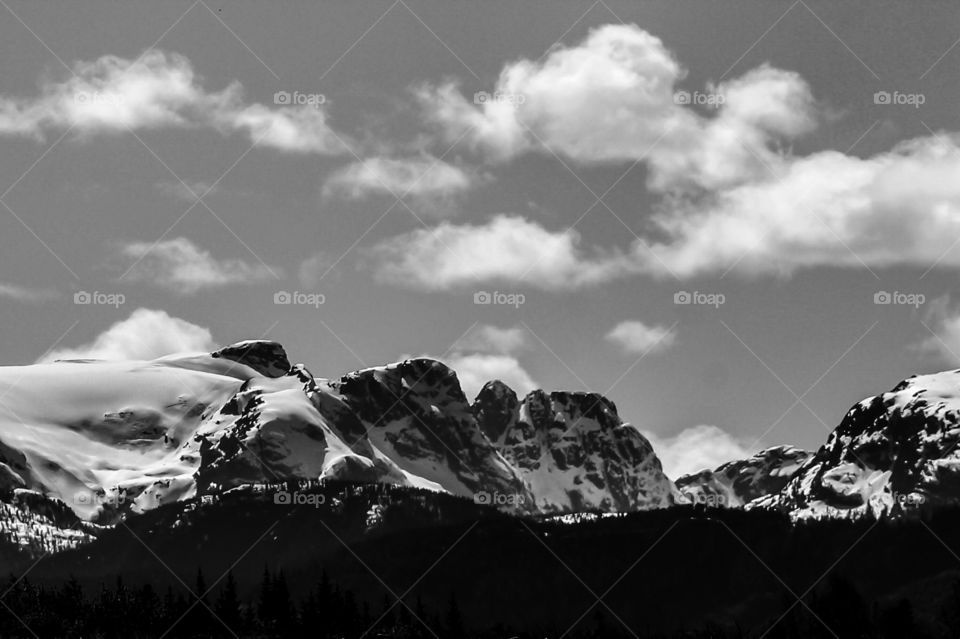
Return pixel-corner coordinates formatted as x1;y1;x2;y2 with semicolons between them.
0;340;679;548
675;445;811;508
474;380;679;513
757;370;960;519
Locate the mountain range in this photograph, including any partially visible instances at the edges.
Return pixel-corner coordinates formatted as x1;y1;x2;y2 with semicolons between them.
3;339;960;555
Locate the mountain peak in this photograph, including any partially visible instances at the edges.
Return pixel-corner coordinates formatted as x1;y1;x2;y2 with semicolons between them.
210;340;291;378
473;380;520;444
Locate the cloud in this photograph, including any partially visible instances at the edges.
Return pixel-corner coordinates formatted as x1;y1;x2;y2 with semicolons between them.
644;134;960;277
298;251;337;289
918;295;960;365
606;320;676;355
118;237;280;294
323;156;474;202
366;214;636;290
407;23;960;282
0;50;348;153
41;308;216;362
418;324;537;400
445;353;538;401
417;24;815;191
0;283;59;303
154;180;219;203
453;324;528;355
379;138;960;288
643;425;753;478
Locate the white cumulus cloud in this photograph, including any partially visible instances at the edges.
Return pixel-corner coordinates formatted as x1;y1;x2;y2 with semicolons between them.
366;214;636;290
418;24;815;192
401;23;960;284
643;424;754;479
445;353;538;401
417;324;537;400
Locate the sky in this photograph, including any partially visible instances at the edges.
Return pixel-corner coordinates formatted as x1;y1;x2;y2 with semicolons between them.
2;0;960;477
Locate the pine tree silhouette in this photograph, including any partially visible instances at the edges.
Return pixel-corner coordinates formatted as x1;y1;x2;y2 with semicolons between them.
444;591;465;639
215;571;242;635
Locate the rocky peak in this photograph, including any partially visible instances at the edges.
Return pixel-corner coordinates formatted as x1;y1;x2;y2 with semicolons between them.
472;380;679;513
330;358;469;423
211;340;291;378
328;359;532;507
473;380;519;444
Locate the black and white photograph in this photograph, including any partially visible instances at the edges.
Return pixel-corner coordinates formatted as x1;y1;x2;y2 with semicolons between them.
0;1;959;637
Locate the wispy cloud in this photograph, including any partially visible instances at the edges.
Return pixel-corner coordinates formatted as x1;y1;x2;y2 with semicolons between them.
453;324;529;355
0;283;59;303
154;180;220;203
324;156;474;200
918;295;960;365
606;320;676;355
117;237;281;294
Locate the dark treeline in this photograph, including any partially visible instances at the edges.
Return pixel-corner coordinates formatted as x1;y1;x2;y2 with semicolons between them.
2;567;960;638
8;485;960;636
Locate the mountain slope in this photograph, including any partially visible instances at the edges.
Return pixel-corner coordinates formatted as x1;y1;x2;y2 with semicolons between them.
0;343;430;529
676;445;811;507
758;370;960;519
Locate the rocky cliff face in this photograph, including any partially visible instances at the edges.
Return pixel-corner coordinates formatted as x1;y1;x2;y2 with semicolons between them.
474;381;679;513
323;359;534;507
